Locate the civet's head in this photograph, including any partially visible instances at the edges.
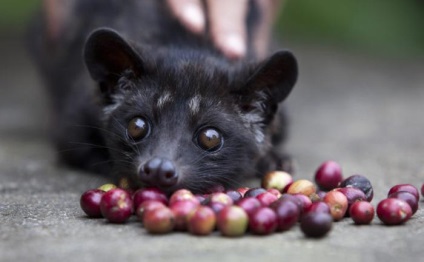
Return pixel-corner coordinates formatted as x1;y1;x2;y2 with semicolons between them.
84;28;297;193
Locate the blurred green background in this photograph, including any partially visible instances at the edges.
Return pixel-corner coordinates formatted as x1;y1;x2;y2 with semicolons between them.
0;0;423;58
278;0;424;58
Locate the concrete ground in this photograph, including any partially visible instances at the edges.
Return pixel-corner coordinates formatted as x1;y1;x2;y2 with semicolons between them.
1;35;424;262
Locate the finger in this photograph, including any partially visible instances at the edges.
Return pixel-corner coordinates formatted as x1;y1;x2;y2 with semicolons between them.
252;0;282;59
207;0;248;60
43;0;76;42
43;0;61;40
167;0;206;34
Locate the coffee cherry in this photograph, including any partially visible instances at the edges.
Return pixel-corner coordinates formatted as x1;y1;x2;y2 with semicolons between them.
249;207;278;235
118;177;131;189
271;199;300;231
194;194;207;204
143;206;175;234
323;190;348;221
80;189;105;218
236;187;250;197
292;193;312;214
217;206;248;237
206;192;233;206
388;184;419;201
421;183;424;198
300;212;333;238
133;187;168;210
225;190;243;203
208;202;227;214
314;161;343;191
349;201;374;225
309;193;321;203
287;179;316;197
169;189;199;205
377;198;412;225
388;191;418;214
266;188;282;198
278;194;303;214
136;200;166;221
100;188;133;223
339;175;373;202
236;197;262;218
169;200;200;231
316;191;327;200
305;202;331;215
261;171;293;192
187;206;216;235
335;187;367;216
97;183;117;192
244;187;267;198
256;192;279;207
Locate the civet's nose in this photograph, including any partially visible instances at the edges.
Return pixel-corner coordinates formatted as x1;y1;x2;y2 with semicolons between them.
139;157;178;188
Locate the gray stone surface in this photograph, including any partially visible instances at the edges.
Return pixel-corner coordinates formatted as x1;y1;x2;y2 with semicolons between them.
1;37;424;262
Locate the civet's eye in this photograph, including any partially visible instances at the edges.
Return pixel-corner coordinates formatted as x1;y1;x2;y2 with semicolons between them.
127;117;150;141
196;127;223;152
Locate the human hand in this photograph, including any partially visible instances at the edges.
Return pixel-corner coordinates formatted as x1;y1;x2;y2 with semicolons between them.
168;0;258;60
44;0;280;58
167;0;281;60
43;0;76;42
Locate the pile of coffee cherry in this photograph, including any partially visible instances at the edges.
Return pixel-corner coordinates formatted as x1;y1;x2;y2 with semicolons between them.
80;161;422;238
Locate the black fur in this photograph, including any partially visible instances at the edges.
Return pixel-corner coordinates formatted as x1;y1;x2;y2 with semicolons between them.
28;0;298;193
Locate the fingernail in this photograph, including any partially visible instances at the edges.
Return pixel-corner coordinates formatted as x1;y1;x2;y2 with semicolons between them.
223;35;246;59
181;4;205;33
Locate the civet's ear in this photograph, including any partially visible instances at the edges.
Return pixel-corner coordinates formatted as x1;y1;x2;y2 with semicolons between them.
243;50;298;104
84;28;144;95
235;50;298;125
